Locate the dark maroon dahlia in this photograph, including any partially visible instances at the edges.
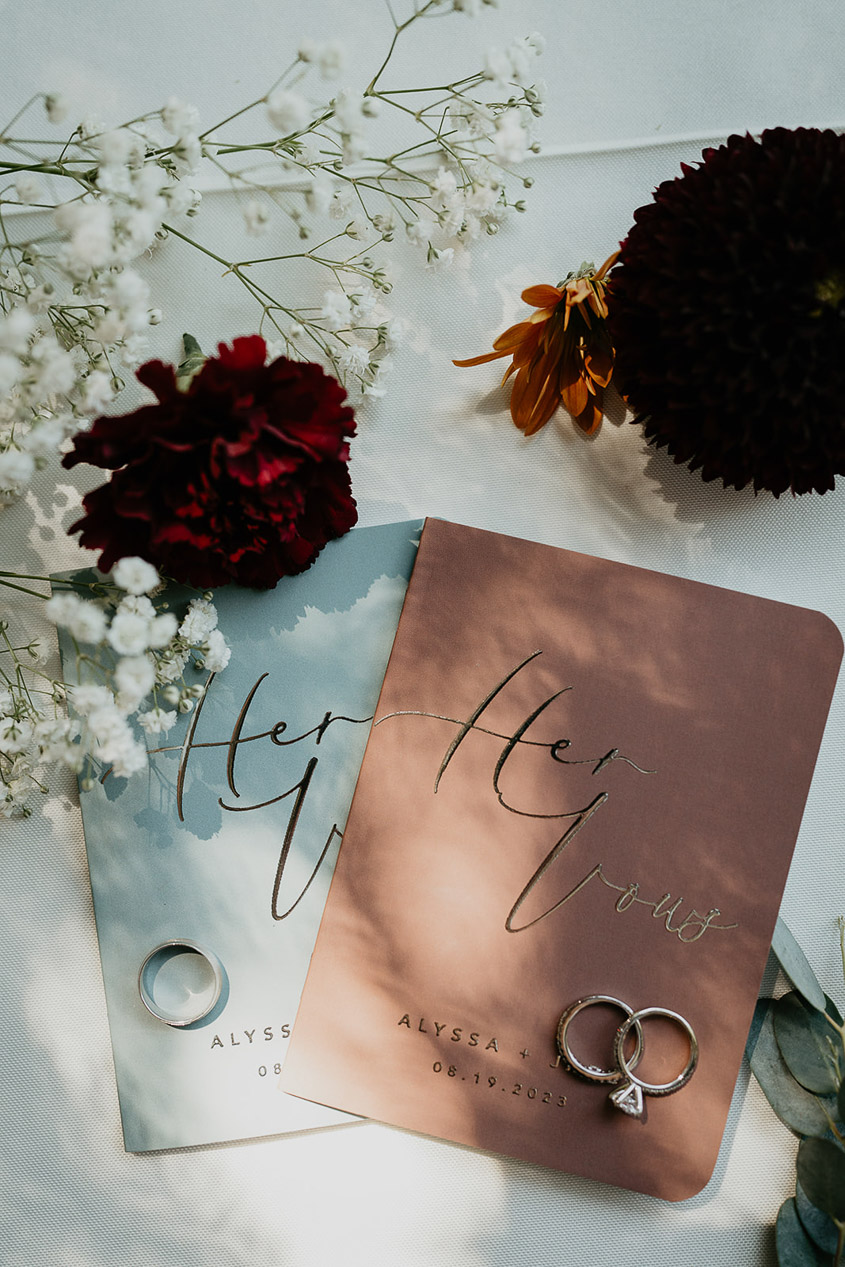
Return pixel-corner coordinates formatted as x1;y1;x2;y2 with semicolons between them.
64;336;358;588
607;128;845;495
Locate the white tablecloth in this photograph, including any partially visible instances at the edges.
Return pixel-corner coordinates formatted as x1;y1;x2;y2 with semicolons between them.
2;2;844;1263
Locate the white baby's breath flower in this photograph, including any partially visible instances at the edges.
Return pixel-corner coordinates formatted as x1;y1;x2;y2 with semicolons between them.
349;290;377;323
318;41;345;79
137;708;177;735
430;167;458;205
328;188;354;221
425;245;455;272
243;199;271;235
0;307;35;355
333;90;365;133
161;97;201;137
82;369;114;414
112;557;160;595
320;289;352;331
172;135;202;174
338;343;370;377
483;47;512;86
297;37;319;62
344;216;368;241
266;89;310;135
155;651;189;685
494;108;528;163
202;628;231;673
0;449;33;492
179;598;218;643
15;173;41;204
117;594;155;620
90;708;147;776
67;600;109;645
21;417;66;459
95;129;133;166
305;170;336;215
107;610;151;656
70;684;115;716
114;654;156;709
148;612;178;648
31;340;76;396
0;716;34;755
406;217;436;247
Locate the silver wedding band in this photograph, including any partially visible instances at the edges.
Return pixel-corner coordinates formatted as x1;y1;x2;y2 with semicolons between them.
614;1006;699;1097
138;939;223;1027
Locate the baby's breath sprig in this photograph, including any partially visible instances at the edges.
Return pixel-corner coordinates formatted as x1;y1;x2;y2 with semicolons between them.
0;560;230;816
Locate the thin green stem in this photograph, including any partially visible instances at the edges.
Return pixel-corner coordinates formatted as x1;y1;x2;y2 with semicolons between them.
0;578;52;599
366;0;443;95
199;97;265;142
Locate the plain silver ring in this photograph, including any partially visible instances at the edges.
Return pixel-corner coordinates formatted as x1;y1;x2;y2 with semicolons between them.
557;994;645;1085
613;1006;699;1096
138;939;223;1027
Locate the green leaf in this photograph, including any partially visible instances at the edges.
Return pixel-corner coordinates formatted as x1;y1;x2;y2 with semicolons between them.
776;1197;827;1265
772;919;827;1013
827;994;844;1026
796;1180;840;1256
176;333;206;389
748;1000;837;1136
797;1137;845;1221
775;917;831;1013
775;992;842;1096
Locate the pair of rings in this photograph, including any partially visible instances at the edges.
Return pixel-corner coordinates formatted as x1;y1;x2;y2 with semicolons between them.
556;994;698;1119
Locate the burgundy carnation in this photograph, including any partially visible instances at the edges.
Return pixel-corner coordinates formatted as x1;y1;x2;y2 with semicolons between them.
64;336;358;588
607;128;845;496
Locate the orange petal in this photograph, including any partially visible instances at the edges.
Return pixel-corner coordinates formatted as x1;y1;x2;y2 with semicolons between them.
594;250;620;281
586;287;608;321
560;353;589;418
511;326;544;369
453;348;512;367
520;284;563;309
584;342;614;388
574;392;603;435
510;339;562;434
493;321;534;351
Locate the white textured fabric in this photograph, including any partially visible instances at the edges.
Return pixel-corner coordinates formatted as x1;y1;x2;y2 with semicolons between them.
2;1;844;1263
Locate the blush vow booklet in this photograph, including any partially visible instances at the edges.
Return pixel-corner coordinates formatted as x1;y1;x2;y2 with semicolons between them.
58;520;422;1151
281;518;842;1200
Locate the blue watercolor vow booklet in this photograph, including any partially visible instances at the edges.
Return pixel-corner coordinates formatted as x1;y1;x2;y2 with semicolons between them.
59;521;422;1151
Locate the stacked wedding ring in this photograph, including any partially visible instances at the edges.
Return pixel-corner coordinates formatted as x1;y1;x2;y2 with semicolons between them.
557;995;698;1119
611;1007;699;1118
556;995;645;1085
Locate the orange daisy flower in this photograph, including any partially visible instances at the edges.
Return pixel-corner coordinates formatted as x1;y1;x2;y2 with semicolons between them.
453;253;618;436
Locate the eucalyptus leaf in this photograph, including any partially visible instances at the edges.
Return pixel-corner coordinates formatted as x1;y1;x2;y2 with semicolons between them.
796;1180;840;1256
827;994;844;1026
775;992;842;1096
776;1197;827;1265
773;919;828;1013
748;1000;837;1137
797;1137;845;1221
